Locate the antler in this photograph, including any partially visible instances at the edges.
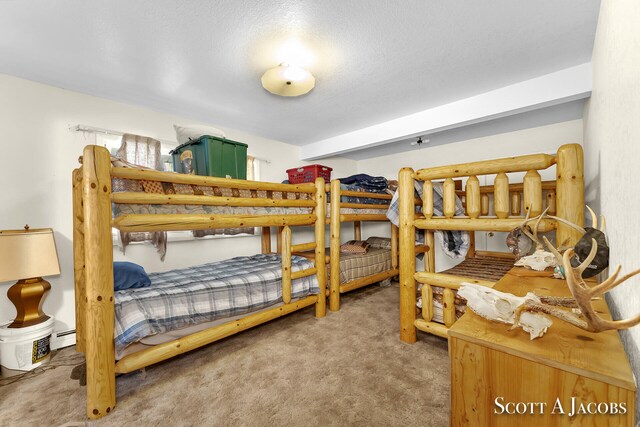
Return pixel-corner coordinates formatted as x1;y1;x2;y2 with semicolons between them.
563;240;640;332
519;207;549;251
586;205;607;232
514;239;640;333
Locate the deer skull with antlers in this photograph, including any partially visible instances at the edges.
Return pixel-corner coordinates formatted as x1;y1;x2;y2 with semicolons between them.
511;208;559;271
513;238;640;333
540;206;609;279
509;206;609;278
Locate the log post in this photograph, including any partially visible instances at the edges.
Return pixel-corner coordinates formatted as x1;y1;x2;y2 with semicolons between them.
72;168;85;354
391;224;398;270
511;192;522;216
261;226;271;254
556;144;584;246
466;230;476;259
281;226;292;304
276;226;284;253
353;221;361;241
546;191;557;216
481;194;490;216
494;172;509;219
443;288;455;327
423;180;433;219
465;175;480;219
426;231;435;273
314;178;327;317
399;168;417;343
329;180;341;312
523;170;543;217
443;178;456;218
422;285;433;322
82;146;116;419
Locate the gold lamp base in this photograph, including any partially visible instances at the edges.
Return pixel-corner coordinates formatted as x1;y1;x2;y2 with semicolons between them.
7;277;51;328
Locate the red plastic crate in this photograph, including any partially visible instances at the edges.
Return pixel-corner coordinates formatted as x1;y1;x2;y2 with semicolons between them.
286;164;332;184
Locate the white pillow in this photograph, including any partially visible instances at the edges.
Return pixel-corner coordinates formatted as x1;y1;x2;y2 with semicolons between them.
174;124;226;145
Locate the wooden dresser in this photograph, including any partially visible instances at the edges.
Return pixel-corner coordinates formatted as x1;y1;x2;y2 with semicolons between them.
448;268;636;426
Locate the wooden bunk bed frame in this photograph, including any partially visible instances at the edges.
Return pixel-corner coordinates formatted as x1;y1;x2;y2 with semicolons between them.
398;143;585;342
269;179;424;311
73;145;327;419
328;180;407;311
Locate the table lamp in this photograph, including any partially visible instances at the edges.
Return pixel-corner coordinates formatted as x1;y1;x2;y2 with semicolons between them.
0;226;60;328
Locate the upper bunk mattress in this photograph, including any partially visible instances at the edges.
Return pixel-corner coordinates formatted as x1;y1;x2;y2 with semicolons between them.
112;177;390;218
114;253;319;358
112;177;314;218
114;203;387;218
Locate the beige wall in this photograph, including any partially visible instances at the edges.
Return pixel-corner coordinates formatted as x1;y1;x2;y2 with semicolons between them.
583;0;640;415
356;120;583;271
0;74;358;344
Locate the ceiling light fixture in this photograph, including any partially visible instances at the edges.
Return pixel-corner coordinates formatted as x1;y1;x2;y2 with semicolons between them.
261;63;315;97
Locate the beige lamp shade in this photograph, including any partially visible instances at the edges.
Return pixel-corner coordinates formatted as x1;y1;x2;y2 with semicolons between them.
0;228;60;282
261;63;315;97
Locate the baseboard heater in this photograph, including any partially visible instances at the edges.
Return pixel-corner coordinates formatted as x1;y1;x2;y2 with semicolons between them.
52;329;76;350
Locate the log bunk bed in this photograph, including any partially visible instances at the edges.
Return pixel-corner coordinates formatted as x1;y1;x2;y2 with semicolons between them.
398;143;584;342
279;179;426;311
327;179;410;312
72;145;327;419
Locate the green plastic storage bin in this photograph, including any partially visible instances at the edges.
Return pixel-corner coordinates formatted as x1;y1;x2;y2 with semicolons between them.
171;136;248;179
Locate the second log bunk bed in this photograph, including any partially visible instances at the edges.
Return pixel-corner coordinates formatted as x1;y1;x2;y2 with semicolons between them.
397;144;585;342
326;179;421;312
274;179;426;311
73;145;327;420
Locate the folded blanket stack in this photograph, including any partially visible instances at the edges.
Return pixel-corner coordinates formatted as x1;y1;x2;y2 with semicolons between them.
339;173;388;193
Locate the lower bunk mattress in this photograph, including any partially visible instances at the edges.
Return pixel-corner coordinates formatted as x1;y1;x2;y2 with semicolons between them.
114;253;319;358
293;247;394;285
336;247;393;284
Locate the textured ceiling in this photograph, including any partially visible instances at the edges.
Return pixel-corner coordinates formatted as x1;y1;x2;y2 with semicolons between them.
0;0;599;151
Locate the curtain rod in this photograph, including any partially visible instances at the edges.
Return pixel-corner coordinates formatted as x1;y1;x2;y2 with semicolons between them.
70;124;271;164
70;124;178;147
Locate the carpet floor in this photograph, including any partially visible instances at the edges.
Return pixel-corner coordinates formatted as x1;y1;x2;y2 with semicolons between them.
0;283;450;426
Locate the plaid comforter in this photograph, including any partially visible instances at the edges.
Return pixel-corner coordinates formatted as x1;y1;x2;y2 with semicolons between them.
114;254;319;357
338;248;392;283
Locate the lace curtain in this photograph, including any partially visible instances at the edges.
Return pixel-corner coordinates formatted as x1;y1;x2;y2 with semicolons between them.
117;133;168;260
116;133;164;171
247;155;256;180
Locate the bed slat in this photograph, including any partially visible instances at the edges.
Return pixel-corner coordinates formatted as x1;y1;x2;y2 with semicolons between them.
415;318;449;339
339;268;399;293
113;213;316;232
339;214;388;222
414;218;556;232
112;166;316;193
414;153;557;180
291;267;317;280
414;272;495;290
291;242;316;253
